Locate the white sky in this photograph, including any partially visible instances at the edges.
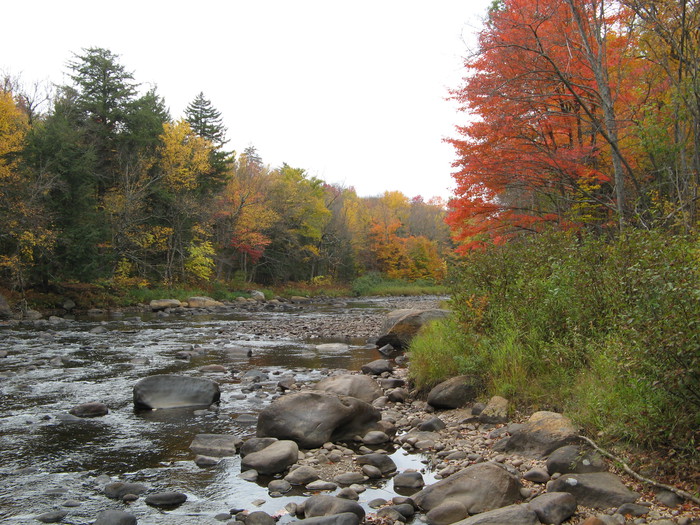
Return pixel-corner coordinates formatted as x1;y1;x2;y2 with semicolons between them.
2;0;491;199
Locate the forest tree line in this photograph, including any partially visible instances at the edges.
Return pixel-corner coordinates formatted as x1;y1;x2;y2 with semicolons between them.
0;48;451;291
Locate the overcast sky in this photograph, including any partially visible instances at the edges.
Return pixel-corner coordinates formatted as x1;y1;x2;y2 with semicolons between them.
3;0;491;199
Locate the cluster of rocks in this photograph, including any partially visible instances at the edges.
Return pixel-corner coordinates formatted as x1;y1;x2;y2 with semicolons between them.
26;303;697;525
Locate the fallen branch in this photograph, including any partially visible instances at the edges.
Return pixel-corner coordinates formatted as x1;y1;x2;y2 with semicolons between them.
577;435;700;506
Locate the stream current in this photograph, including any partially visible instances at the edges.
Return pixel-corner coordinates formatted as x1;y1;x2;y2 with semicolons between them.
0;297;439;524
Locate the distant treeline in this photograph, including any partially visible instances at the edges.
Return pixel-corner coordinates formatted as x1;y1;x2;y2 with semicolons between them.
0;48;451;290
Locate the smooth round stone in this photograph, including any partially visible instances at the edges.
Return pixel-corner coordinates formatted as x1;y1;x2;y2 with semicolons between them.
35;511;68;523
93;510;138;525
268;479;292;494
144;491;187;507
69;402;109;418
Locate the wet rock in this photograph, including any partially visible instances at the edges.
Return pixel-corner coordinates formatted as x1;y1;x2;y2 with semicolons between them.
239;469;259;481
256;392;381;448
333;472;366;485
356;453;397;475
268;479;292;494
315;343;350;353
393;471;425;490
244;511;275;525
285;465;320;485
104;482;147;500
361;464;383;478
68;402;109;418
378;343;397;356
306;480;338;491
314;374;383;403
454;503;538;524
546;445;606;474
425;500;468;525
194;455;220;467
377;507;406;522
478;396;509;424
426;375;481;409
376;309;450;349
240;437;279;456
199;364;227;373
241;439;299;475
35;510;69;523
360;359;393;376
93;510;138;525
413;462;521;514
337;487;360;500
296;513;360;525
547;472;640;509
528;492;577;525
187;296;224;308
133;374;220;409
149;299;182;311
304;495;365;521
189;434;242;456
144;491;187;507
495;411;578;458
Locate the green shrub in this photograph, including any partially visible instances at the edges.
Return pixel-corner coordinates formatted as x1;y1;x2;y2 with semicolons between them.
410;230;700;459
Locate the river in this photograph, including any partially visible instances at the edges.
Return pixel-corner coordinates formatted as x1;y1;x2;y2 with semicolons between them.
0;296;441;524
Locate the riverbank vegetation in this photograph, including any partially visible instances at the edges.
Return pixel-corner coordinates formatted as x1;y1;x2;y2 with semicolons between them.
412;0;700;472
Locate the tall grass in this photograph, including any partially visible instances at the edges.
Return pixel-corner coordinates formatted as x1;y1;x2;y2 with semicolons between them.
351;272;448;296
409;230;700;458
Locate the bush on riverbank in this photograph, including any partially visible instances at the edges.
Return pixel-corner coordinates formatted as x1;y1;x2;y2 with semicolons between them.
351;272;448;296
409;230;700;460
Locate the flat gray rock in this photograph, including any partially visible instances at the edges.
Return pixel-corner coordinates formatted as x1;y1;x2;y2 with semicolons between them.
133;375;220;409
547;472;639;509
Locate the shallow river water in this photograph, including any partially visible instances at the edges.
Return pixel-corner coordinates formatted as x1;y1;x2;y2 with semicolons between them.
0;297;439;524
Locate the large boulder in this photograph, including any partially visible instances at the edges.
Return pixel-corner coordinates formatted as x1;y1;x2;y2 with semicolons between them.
427;375;481;409
314;374;383;403
256;391;381;448
547;472;640;509
528;492;577;525
495;411;578;458
187;296;224;308
376;308;450;349
149;299;182;311
413;462;521;514
133;375;220;409
241;439;299;475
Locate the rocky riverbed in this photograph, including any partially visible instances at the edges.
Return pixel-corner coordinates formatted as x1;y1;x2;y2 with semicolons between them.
0;295;697;525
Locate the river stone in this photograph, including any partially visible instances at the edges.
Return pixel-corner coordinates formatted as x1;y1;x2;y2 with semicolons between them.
314;374;383;403
249;290;266;301
187;296;224;308
426;500;468;525
360;359;393;375
93;510;138;525
547;472;639;509
304;495;366;521
189;434;242;456
478;396;509;424
285;465;321;485
306;480;339;491
356;453;397;475
69;402;109;418
199;364;227;373
268;479;292;493
144;491;187;507
149;299;182;311
296;513;360;525
334;472;367;485
244;511;275;525
104;482;147;500
413;462;521;514
418;416;446;432
546;445;606;474
376;309;450;349
35;510;68;523
194;455;220;467
362;430;390;444
426;375;481;409
315;343;350;353
256;392;381;448
133;374;220;409
394;470;425;489
496;411;578;458
241;437;280;457
241;439;299;475
528;492;577;525
452;503;539;524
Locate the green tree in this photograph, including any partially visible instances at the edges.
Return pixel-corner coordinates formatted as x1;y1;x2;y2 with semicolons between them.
185;92;230;192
